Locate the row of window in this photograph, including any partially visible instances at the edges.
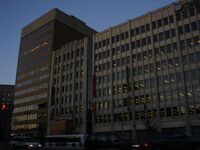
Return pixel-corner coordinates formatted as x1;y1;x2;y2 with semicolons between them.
54;48;84;64
15;83;48;97
51;93;83;105
178;21;200;35
175;3;200;22
16;65;48;81
53;71;84;85
18;55;49;73
180;36;200;49
152;15;174;30
94;104;200;124
16;74;49;88
14;92;47;105
14;104;38;113
13;123;38;130
54;60;84;74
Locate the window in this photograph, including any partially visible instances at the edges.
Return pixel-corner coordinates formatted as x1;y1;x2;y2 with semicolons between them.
140;25;145;33
182;10;188;19
146;24;150;31
153;34;158;42
136;27;140;35
147;36;151;44
170;29;176;37
163;17;168;25
191;22;198;31
166;107;172;117
152;21;157;29
136;40;141;48
131;29;135;36
176;13;181;21
184;24;190;33
157;19;163;27
164;30;170;39
142;38;146;46
189;7;195;16
169;15;174;23
131;41;135;49
178;26;183;35
159;32;164;41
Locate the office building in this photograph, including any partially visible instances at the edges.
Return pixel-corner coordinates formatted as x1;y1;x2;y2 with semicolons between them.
13;8;96;138
48;37;94;135
93;0;200;140
0;84;14;143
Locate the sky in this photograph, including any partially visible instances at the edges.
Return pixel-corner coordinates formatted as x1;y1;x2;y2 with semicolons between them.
0;0;176;85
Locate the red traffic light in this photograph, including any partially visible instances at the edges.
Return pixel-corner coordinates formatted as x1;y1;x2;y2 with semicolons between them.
1;104;6;110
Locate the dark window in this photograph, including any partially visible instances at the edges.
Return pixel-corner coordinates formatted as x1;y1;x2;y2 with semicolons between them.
126;43;129;51
146;24;150;31
184;24;190;33
136;40;141;48
131;29;135;36
180;40;186;49
94;43;98;49
182;10;188;19
131;41;135;49
189;7;195;16
120;33;125;40
103;40;106;46
112;36;115;43
176;13;181;21
152;21;157;29
170;29;176;37
107;39;110;45
169;15;174;23
137;53;142;61
147;36;151;44
166;44;172;53
189;53;195;63
159;32;164;41
166;108;172;117
163;17;169;25
141;38;146;46
172;43;178;51
153;34;158;42
191;22;198;31
136;27;140;35
125;31;129;38
140;25;145;33
98;41;102;48
164;30;170;39
187;38;193;47
116;35;120;42
157;19;163;27
178;26;184;35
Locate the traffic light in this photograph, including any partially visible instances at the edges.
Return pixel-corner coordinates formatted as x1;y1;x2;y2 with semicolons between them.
1;104;6;110
122;84;131;92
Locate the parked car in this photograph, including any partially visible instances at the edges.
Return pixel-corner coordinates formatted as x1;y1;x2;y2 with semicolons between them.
10;136;42;150
85;133;133;150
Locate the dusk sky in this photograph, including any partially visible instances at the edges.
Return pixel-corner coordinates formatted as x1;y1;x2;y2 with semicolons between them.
0;0;175;85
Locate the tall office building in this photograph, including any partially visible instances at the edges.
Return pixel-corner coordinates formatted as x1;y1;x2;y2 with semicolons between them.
0;84;14;143
93;0;200;140
47;37;94;135
13;8;96;138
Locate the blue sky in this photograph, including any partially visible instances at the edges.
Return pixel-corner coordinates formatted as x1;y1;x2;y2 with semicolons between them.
0;0;175;85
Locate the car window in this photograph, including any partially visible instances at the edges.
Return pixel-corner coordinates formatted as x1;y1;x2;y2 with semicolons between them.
96;135;107;141
108;135;118;142
25;138;38;142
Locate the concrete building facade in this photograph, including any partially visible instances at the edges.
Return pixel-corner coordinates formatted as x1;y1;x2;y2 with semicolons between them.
47;37;94;135
93;0;200;140
13;8;96;139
